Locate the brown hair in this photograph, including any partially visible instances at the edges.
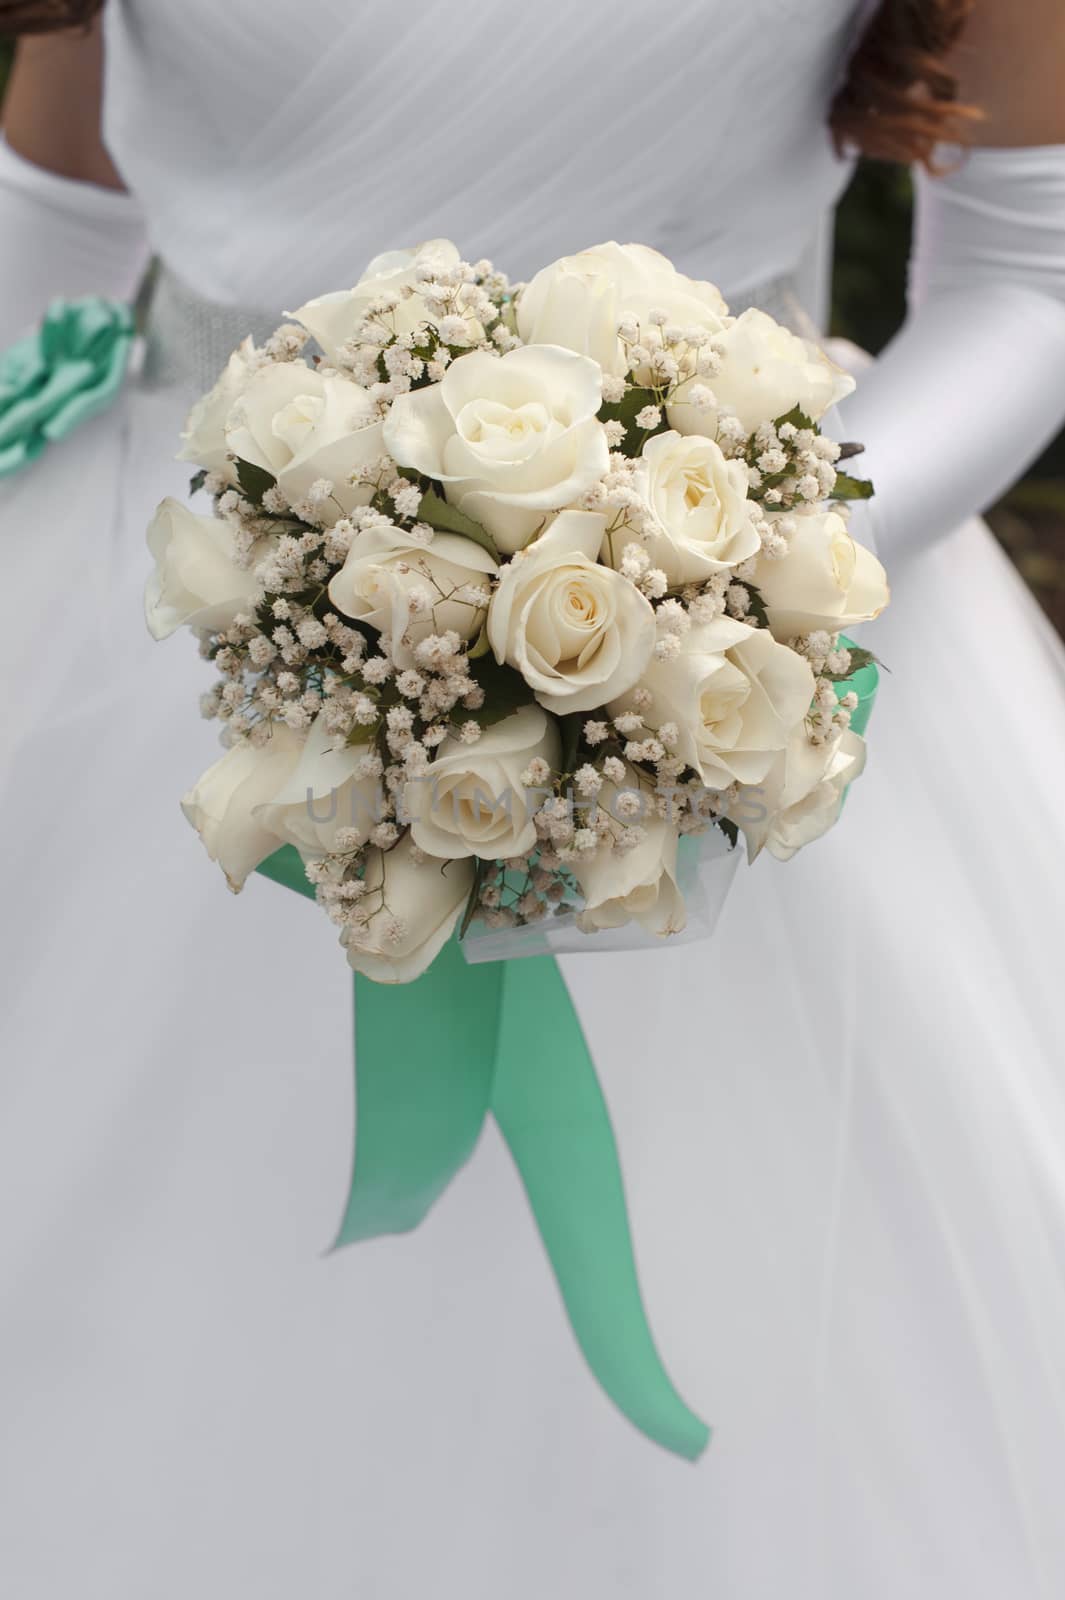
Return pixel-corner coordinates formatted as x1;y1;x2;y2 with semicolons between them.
6;0;981;171
831;0;982;167
0;0;102;31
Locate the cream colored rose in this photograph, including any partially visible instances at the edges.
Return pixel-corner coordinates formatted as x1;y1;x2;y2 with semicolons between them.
144;497;264;640
737;728;867;862
382;345;609;553
177;337;258;481
753;511;889;640
487;510;655;714
255;712;384;854
612;616;814;789
328;524;496;666
290;239;463;364
669;308;855;436
404;704;560;861
516;241;727;378
574;776;686;936
224;363;384;523
340;835;473;985
625;431;762;583
181;727;303;891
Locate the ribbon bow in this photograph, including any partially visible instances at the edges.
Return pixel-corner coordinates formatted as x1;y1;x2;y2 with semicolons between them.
0;297;134;478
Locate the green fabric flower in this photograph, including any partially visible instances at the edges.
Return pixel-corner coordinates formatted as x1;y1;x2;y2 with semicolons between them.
0;297;134;478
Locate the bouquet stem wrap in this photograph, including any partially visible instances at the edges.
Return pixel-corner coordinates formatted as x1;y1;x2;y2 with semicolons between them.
257;843;711;1459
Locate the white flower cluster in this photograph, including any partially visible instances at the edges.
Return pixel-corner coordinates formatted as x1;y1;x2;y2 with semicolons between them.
146;239;889;983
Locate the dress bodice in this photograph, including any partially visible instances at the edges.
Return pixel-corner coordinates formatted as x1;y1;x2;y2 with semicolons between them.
103;0;862;308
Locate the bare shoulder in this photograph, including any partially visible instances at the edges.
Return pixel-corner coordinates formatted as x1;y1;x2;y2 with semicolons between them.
952;0;1065;146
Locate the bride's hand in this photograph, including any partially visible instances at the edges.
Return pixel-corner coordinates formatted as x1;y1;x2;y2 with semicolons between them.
837;0;1065;566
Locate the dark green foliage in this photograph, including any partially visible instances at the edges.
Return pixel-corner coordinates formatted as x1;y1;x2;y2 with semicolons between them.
235;457;276;505
417;487;499;560
830;471;875;501
464;655;536;728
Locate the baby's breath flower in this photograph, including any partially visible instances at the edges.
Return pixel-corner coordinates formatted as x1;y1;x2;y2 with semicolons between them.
521;756;551;786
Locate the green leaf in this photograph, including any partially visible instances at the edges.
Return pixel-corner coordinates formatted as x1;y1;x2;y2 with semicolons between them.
467;622;492;660
418;487;500;561
458;858;490;941
235;457;277;505
822;643;889;684
740;580;770;630
598;383;667;457
188;468;208;496
465;656;537;728
830;470;875;501
716;816;739;850
559;712;582;775
773;406;816;432
842;645;881;675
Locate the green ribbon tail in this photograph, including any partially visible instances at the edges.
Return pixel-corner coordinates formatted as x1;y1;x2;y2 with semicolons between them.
490;956;710;1461
257;846;502;1242
256;845;709;1458
339;941;502;1243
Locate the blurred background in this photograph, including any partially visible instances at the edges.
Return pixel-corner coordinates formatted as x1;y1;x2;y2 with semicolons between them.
1;38;1062;634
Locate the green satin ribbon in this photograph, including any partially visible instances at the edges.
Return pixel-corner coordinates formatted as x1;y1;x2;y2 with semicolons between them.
254;650;880;1460
0;297;134;478
256;842;711;1459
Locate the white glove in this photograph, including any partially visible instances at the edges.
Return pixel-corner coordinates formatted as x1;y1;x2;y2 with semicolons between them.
838;143;1065;562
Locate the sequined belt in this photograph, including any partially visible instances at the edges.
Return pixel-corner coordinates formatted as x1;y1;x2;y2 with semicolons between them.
141;260;813;398
140;266;282;393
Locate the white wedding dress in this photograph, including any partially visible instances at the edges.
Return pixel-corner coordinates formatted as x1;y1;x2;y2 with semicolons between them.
3;2;1065;1596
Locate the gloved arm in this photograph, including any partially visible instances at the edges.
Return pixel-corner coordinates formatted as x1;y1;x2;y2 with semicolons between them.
838;142;1065;563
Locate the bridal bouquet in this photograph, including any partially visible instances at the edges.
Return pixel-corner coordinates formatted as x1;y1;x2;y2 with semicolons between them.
146;240;888;984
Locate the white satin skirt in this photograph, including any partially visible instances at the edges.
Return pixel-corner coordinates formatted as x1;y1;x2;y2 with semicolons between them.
2;376;1064;1599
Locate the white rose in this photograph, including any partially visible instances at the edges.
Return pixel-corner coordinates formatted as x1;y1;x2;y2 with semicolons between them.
574;776;686;936
177;336;258;481
255;712;384;854
144;497;264;640
404;704;560;861
516;241;727;378
612;616;814;789
341;836;473;985
180;727;303;891
290;239;464;364
328;524;496;666
737;728;867;862
669;308;855;436
487;509;655;713
623;430;762;583
753;510;889;640
224;364;384;523
382;345;609;554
